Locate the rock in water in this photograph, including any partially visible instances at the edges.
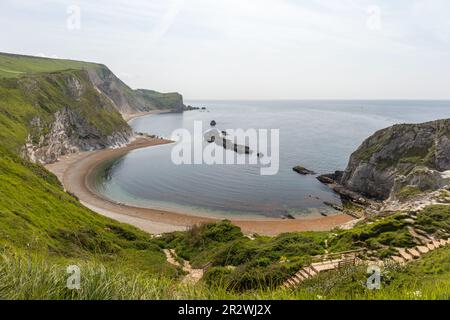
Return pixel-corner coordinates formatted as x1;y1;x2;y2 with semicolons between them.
210;120;217;127
293;166;316;175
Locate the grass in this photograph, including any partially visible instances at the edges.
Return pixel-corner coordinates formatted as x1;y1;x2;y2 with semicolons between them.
0;52;99;78
0;69;129;154
397;186;425;200
158;222;330;290
0;246;448;300
156;207;450;290
135;89;185;111
0;146;177;277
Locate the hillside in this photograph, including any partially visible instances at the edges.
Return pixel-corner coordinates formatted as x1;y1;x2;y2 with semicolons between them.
0;52;99;78
0;52;185;113
0;53;186;289
0;52;186;163
0;146;177;277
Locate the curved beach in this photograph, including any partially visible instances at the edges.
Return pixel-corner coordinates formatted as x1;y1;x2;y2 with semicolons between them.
46;136;353;236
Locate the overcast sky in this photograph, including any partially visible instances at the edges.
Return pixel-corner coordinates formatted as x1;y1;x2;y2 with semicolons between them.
1;0;450;99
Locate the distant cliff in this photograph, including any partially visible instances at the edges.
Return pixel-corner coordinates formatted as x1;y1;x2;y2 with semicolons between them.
339;119;450;201
0;52;186;164
87;66;186;114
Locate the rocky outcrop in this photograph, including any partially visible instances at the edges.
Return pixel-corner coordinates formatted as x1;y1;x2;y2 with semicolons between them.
335;119;450;201
22;108;132;164
389;167;450;201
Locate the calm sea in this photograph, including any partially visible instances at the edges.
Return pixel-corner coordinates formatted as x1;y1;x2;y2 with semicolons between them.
93;100;450;219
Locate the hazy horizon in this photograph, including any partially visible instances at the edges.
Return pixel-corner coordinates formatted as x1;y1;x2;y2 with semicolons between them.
2;0;450;100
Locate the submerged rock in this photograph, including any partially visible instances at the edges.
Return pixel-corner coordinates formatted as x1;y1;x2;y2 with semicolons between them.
293;166;316;175
323;202;343;211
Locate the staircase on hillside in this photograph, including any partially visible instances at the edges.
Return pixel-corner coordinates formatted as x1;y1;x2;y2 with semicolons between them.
283;237;450;289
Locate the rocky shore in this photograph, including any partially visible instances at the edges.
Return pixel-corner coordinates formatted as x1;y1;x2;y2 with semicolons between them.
315;118;450;216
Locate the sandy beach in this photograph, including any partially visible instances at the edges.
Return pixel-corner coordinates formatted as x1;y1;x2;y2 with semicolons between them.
122;109;172;122
46;131;353;236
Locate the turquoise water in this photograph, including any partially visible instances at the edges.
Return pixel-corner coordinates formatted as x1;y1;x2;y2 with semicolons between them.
95;100;450;219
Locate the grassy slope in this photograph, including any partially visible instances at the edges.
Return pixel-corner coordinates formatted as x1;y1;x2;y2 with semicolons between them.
0;69;129;154
157;207;450;291
0;52;185;113
0;146;176;276
1;240;448;300
0;52;99;78
135;89;184;111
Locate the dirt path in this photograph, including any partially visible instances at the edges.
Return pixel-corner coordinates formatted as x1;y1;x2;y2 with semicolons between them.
163;249;204;284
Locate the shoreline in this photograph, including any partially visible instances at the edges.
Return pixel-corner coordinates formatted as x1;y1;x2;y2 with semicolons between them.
45;115;354;236
122;109;173;122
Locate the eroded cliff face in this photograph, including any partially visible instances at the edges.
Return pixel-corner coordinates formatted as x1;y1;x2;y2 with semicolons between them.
340;119;450;200
22;108;131;164
9;69;133;164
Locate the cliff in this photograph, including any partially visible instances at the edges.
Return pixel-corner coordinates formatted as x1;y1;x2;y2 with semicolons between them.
86;66;186;114
338;119;450;201
0;52;186;164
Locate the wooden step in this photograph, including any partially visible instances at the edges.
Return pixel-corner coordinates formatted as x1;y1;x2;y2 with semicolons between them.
439;239;447;246
432;240;441;248
416;246;430;254
398;248;413;261
295;272;306;281
287;279;296;287
312;262;339;272
426;243;436;250
406;248;421;259
298;269;310;279
311;265;321;273
391;256;405;264
303;267;318;277
291;276;301;284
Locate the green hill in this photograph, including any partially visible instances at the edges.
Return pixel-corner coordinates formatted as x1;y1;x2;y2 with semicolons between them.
0;145;176;277
0;53;99;78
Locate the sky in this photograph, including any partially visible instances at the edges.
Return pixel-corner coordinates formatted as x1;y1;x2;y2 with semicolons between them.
1;0;450;100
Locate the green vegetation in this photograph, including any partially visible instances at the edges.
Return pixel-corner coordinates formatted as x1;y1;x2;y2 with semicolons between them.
135;89;184;111
156;206;450;291
397;186;425;200
0;53;99;78
157;222;329;290
328;207;450;256
0;146;176;276
0;246;448;300
0;69;128;153
285;246;450;300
